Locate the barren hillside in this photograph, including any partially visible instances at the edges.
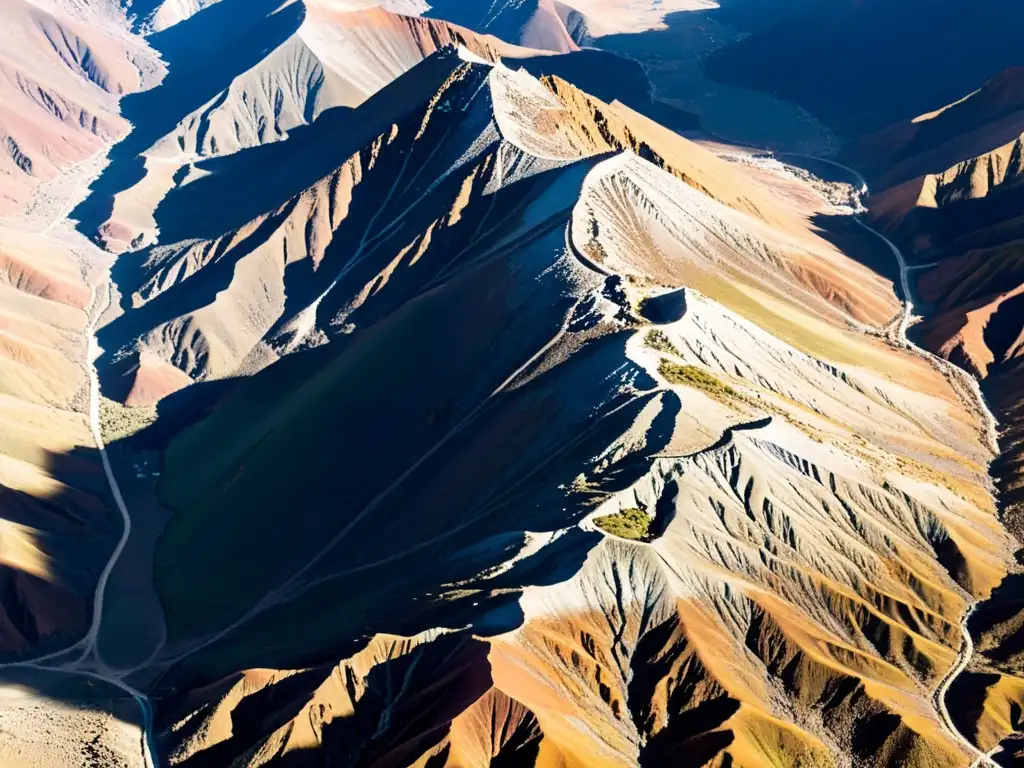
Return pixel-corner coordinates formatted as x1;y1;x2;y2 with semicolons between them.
846;69;1024;764
0;3;1017;768
108;48;1007;768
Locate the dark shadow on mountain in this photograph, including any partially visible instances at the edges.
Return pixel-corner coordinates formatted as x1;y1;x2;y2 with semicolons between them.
590;9;833;152
995;736;1024;767
810;212;902;292
96;145;617;409
901;185;1024;260
70;0;307;240
986;293;1024;366
0;438;164;756
0;443;115;661
423;0;532;42
516;49;699;132
150;106;352;243
160;665;330;767
969;573;1024;664
629;617;740;767
163;631;512;767
986;360;1024;537
639;288;687;324
703;0;1024;138
147;346;666;690
948;671;1004;747
648;478;680;539
851;710;903;761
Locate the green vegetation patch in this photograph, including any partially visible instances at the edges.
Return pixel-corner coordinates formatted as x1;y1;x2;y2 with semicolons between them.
658;359;737;399
593;506;652;541
645;329;680;357
99;397;158;444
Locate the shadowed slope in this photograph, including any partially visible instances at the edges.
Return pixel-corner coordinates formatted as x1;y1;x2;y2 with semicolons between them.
705;0;1024;138
73;0;541;254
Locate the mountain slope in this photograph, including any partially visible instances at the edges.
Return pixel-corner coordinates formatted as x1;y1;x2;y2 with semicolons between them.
851;69;1024;444
0;224;119;655
0;4;1014;767
96;52;903;407
104;50;1012;768
78;0;541;254
705;0;1024;139
0;0;159;216
847;69;1024;763
843;67;1024;192
421;0;713;52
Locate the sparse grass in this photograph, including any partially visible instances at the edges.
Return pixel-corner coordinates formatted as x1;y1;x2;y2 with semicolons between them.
593;506;652;541
659;359;738;399
645;329;680;357
894;454;996;514
99;397;157;444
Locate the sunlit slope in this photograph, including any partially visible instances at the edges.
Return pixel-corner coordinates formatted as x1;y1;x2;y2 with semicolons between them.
852;69;1024;528
84;0;539;254
98;54;903;407
0;0;157;216
0;227;115;656
844;67;1024;763
156;286;1006;766
149;3;533;161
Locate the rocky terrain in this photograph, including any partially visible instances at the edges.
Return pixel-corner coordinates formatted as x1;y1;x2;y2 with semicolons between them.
0;2;1020;768
843;67;1024;766
0;0;161;214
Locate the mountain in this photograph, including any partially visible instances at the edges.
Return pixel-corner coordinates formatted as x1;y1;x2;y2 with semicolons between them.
96;49;1003;768
421;0;712;53
844;68;1024;763
0;3;1018;768
704;0;1024;139
849;67;1023;487
95;52;901;407
0;227;110;655
845;67;1024;387
72;0;542;254
0;0;160;216
0;0;160;661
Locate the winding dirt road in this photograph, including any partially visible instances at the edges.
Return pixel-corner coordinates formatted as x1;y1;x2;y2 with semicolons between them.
781;152;1000;768
0;276;157;768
